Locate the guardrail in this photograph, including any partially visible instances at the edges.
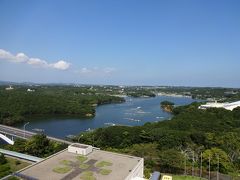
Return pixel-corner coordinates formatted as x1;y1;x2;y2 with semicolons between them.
0;148;43;162
0;124;73;145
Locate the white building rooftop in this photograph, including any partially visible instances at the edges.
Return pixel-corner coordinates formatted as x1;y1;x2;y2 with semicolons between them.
199;100;240;111
19;144;144;180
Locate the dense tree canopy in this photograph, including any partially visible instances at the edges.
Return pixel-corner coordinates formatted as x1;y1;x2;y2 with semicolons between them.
0;86;124;125
0;154;6;165
1;134;67;158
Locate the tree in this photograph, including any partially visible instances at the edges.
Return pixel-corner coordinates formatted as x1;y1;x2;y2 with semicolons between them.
158;149;184;173
7;138;27;153
0;153;11;178
160;101;175;112
218;132;240;163
139;130;152;142
202;148;233;174
0;154;6;165
161;101;174;106
25;134;52;157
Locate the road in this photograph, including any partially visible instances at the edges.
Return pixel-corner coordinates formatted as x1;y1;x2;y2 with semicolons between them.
0;124;72;145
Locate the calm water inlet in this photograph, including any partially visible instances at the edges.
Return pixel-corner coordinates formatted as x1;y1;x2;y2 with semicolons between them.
15;96;197;139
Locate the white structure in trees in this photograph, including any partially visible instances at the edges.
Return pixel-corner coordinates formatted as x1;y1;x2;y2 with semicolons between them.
5;86;14;90
199;101;240;111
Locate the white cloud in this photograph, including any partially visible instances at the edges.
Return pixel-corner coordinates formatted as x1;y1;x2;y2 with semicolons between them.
103;67;116;73
80;67;92;74
15;53;28;62
27;58;48;67
0;49;14;60
0;49;28;63
0;49;71;70
49;60;71;70
77;67;116;76
0;49;116;75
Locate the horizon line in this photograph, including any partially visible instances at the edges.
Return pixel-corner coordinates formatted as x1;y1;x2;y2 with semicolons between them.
0;80;239;89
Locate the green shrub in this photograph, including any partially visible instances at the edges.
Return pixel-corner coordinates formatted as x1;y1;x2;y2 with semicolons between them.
0;154;7;164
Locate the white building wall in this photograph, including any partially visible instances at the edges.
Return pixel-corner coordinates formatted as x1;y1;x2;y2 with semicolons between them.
68;144;92;155
199;100;240;111
85;146;93;155
125;158;144;180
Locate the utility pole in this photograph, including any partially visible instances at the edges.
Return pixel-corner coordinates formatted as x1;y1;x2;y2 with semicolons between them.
78;134;83;143
184;154;187;175
217;155;219;180
192;151;194;176
92;134;94;147
200;152;202;179
209;155;211;180
23;122;29;138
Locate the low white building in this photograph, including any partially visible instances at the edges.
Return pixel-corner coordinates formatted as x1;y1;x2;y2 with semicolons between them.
27;88;35;92
5;86;14;90
68;143;93;155
199;100;240;111
223;101;240;111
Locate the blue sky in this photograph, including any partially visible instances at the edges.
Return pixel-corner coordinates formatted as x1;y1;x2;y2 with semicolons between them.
0;0;240;87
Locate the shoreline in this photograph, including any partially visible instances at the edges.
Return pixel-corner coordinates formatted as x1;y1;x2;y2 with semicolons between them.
156;92;192;98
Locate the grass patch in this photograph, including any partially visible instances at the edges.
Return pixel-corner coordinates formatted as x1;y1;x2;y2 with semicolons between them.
53;166;71;174
95;161;112;168
173;175;207;180
6;157;31;172
0;163;11;178
79;163;90;169
82;171;93;176
6;176;20;180
228;172;240;179
99;169;112;175
80;171;96;180
76;155;88;163
60;160;72;166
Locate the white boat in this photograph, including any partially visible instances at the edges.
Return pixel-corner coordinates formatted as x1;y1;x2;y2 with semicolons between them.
104;123;116;126
32;128;44;132
156;116;164;119
124;118;141;122
66;134;76;139
86;128;92;132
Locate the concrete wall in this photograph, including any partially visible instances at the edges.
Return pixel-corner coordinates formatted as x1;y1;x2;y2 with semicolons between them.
68;145;92;155
85;145;93;155
125;158;144;180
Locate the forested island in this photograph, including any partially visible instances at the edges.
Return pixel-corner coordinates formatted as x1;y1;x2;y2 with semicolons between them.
0;86;124;125
160;101;175;112
73;102;240;178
